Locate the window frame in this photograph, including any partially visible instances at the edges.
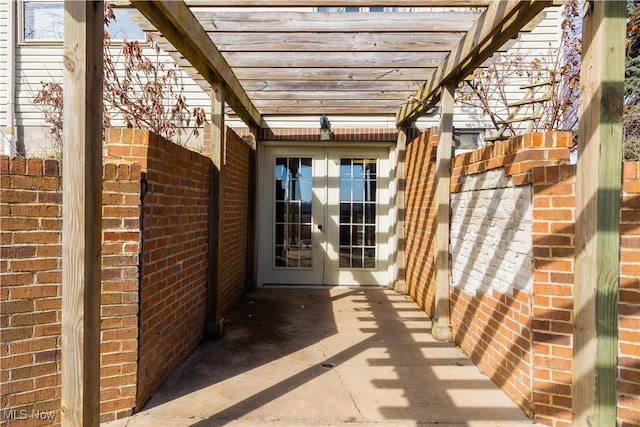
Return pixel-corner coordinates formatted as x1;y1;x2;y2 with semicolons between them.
19;1;146;45
19;1;64;45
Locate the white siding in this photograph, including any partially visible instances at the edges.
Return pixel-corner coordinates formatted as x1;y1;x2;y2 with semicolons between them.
416;5;563;136
10;3;563;155
0;0;9;128
15;34;210;156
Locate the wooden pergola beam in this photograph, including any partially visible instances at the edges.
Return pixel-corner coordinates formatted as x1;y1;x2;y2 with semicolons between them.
572;1;626;425
61;1;103;425
194;11;479;33
130;0;261;128
395;0;551;127
113;1;490;8
209;32;464;52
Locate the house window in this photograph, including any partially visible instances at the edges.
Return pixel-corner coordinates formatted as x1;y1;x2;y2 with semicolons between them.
22;2;63;41
21;1;145;42
106;8;146;41
454;129;484;151
339;158;377;269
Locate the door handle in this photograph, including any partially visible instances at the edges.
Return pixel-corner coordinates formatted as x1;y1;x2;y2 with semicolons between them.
317;224;323;231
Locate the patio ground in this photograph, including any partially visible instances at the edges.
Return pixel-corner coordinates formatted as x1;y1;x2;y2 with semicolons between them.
103;288;539;426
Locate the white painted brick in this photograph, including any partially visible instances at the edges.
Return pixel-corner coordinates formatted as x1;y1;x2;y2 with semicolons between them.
451;168;534;296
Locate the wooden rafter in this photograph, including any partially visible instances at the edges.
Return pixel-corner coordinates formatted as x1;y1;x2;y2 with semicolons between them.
396;0;552;126
130;0;261;127
194;11;480;33
209;32;464;52
221;51;447;68
127;0;549;118
233;68;434;81
113;1;490;8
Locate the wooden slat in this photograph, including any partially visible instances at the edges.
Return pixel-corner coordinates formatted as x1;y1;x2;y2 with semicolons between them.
222;51;447;68
61;1;103;426
257;105;397;114
195;11;481;32
251;99;405;109
499;114;542;124
247;90;414;100
507;95;551;107
114;0;490;7
210;32;463;52
235;67;435;81
188;0;490;6
396;0;551;126
572;2;626;426
432;81;454;342
130;1;261;127
241;80;423;91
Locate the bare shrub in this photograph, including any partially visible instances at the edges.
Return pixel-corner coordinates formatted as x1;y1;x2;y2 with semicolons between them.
32;1;206;156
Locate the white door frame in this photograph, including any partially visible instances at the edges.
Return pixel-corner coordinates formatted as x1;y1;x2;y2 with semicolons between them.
257;142;395;287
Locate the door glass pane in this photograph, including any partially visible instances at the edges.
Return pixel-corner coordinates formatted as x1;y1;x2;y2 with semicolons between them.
338;158;377;269
275;157;313;269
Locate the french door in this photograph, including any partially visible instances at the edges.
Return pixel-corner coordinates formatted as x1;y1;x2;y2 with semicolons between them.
260;146;391;286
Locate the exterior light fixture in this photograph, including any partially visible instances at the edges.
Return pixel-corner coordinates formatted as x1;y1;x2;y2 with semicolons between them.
320;114;332;140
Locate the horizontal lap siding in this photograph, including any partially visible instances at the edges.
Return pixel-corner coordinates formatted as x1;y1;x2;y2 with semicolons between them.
0;0;8;129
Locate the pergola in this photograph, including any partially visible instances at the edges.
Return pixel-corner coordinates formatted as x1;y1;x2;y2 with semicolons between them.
58;1;626;426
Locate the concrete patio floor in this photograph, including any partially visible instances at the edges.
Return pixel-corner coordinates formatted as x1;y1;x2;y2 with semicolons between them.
103;288;538;427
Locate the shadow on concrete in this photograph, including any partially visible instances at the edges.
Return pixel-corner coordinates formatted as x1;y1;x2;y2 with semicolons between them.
121;287;534;426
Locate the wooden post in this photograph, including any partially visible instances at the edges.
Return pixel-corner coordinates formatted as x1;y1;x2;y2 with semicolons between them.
61;1;103;425
206;81;225;338
573;1;626;426
245;125;258;292
432;82;454;341
394;128;407;293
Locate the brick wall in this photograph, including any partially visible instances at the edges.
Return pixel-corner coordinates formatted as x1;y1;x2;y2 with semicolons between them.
0;157;62;426
449;133;572;418
405;130;640;426
0;157;141;425
120;131;210;407
1;128;253;423
529;161;640;427
449;174;535;416
107;127;252;405
530;164;576;426
219;129;250;316
233;127;401;142
404;129;438;315
619;162;640;427
100;163;142;421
